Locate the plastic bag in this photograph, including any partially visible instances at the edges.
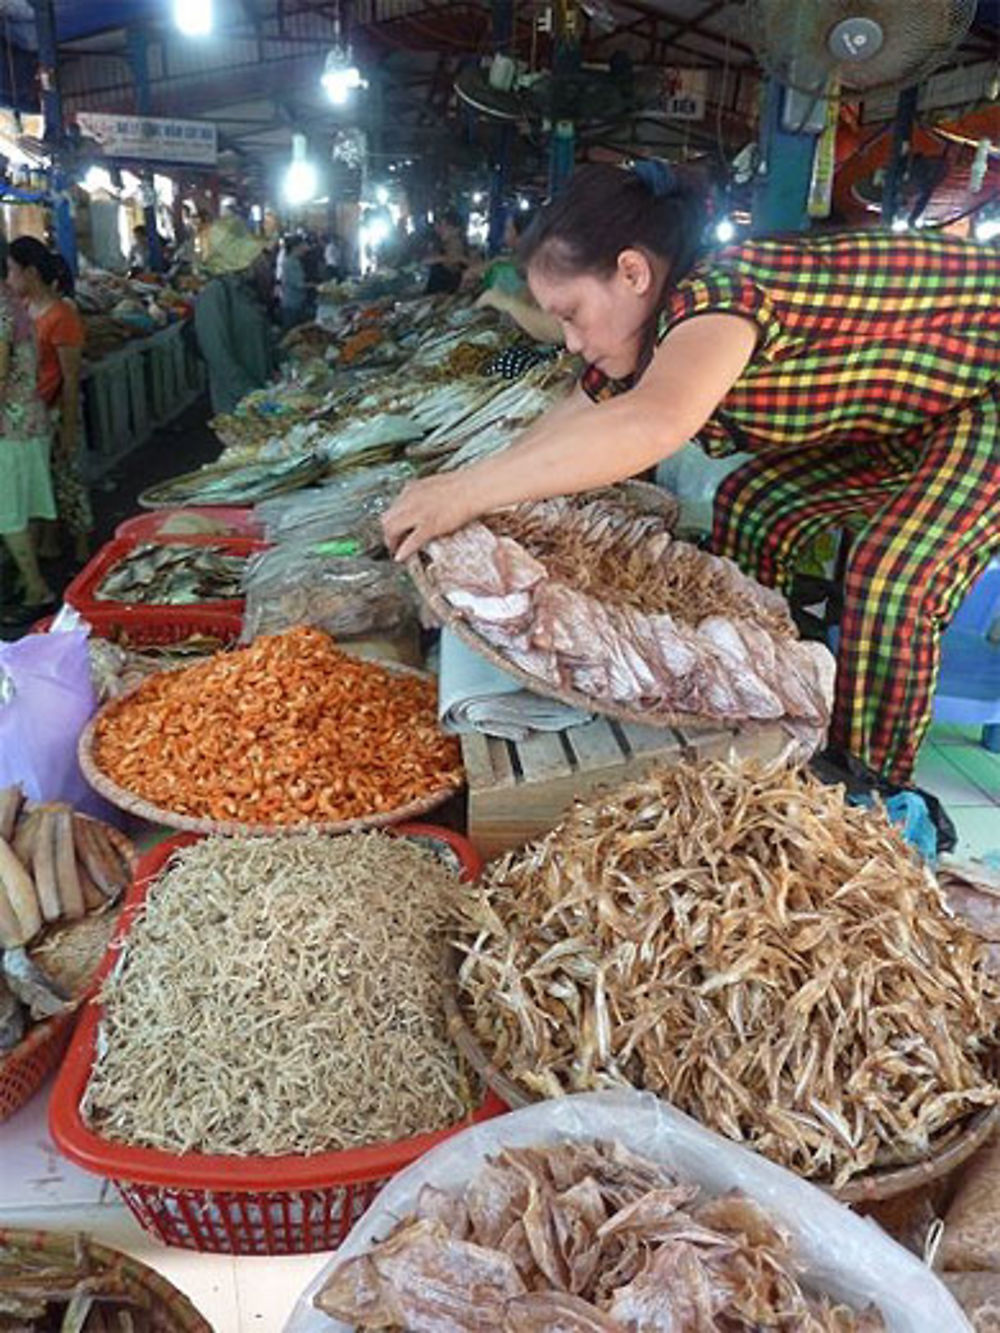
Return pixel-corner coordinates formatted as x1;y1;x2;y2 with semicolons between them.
241;546;417;643
286;1091;970;1333
0;625;104;815
255;462;414;550
654;442;751;534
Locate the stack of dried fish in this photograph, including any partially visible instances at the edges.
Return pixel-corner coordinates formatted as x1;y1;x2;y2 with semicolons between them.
95;542;247;606
316;1138;887;1330
454;760;1000;1188
138;453;325;508
86;632;233;702
419;489;834;727
0;784;128;1053
83;833;472;1155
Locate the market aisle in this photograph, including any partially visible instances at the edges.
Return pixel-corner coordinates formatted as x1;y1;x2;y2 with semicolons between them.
915;723;1000;860
0;1079;332;1332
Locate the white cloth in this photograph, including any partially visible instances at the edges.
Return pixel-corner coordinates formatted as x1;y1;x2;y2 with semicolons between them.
438;629;591;741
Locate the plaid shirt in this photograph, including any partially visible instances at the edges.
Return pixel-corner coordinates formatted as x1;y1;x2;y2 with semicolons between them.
582;231;1000;456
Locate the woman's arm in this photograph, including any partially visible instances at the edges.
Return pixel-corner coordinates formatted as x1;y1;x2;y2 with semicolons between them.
476;288;563;344
55;344;83;457
383;312;757;559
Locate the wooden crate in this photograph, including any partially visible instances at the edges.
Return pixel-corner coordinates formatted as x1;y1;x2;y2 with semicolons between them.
463;717;795;860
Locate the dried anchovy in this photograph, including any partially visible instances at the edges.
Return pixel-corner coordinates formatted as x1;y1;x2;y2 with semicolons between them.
455;760;1000;1188
84;832;471;1156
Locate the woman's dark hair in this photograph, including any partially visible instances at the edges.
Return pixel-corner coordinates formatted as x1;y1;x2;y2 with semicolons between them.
9;235;60;286
519;162;707;287
50;252;75;298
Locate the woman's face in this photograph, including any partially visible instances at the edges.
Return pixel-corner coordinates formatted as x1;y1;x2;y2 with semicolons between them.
528;250;661;378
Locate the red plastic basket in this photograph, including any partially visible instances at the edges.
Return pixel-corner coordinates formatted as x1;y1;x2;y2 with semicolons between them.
114;507;263;542
34;606;244;645
63;535;266;619
0;1013;77;1124
50;825;508;1255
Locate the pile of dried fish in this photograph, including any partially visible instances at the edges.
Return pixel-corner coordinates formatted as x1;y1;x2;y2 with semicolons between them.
83;833;472;1155
95;542;247;605
0;1231;202;1332
316;1138;887;1330
138;452;325;508
420;490;834;726
454;760;1000;1188
0;784;128;1053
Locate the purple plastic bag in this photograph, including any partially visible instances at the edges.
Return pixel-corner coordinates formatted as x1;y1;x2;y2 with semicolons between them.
0;627;105;816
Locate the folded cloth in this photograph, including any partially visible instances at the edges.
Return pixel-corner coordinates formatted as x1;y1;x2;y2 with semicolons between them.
438;629;591;741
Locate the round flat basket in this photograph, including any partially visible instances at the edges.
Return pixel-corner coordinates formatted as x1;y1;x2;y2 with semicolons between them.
409;481;761;734
443;955;1000;1206
0;1228;212;1331
78;661;463;837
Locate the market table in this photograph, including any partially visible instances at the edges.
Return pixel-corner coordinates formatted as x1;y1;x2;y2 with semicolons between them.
0;1080;330;1332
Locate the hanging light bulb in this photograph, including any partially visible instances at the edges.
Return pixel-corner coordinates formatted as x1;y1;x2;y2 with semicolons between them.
322;48;365;104
174;0;212;37
714;218;736;244
283;133;318;206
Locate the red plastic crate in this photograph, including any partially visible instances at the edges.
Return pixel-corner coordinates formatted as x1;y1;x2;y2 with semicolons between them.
115;507;262;542
50;825;508;1255
63;535;266;619
34;606;244;645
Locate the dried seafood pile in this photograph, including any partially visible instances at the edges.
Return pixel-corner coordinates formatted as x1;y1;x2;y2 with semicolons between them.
83;833;471;1155
90;627;462;826
316;1138;887;1330
95;543;247;605
419;491;834;726
87;632;234;702
454;760;1000;1188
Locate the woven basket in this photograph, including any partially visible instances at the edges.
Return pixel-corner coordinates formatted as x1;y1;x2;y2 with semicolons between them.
443;955;1000;1206
0;1228;212;1331
407;480;773;734
0;815;134;1124
77;661;464;838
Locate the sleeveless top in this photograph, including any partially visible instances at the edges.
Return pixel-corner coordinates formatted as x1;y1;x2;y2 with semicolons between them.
580;231;1000;456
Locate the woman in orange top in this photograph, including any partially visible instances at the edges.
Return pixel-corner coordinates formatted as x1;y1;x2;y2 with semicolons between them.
8;237;92;564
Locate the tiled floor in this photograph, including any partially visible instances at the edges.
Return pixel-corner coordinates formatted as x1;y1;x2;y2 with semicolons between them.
914;723;1000;861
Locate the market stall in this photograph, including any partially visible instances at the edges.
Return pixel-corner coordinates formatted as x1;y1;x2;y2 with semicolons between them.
1;269;999;1333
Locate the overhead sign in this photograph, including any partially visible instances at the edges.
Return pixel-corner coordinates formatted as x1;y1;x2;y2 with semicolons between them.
659;68;707;121
75;112;218;165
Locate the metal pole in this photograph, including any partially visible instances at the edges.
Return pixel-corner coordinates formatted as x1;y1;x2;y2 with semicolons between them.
31;0;76;274
881;85;918;228
127;25;164;272
751;76;817;235
487;0;513;255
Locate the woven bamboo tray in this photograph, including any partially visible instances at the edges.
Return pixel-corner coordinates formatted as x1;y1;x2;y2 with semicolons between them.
77;661;464;838
0;1228;212;1331
408;480;772;734
442;955;1000;1206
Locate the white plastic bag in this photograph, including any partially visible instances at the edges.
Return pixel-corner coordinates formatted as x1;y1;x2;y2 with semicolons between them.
286;1091;970;1333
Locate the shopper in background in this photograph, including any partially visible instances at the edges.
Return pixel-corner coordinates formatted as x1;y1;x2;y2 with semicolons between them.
194;218;277;415
279;233;312;330
473;206;562;346
128;223;150;273
0;248;57;623
424;210;469;295
384;161;1000;791
7;236;92;567
323;231;344;281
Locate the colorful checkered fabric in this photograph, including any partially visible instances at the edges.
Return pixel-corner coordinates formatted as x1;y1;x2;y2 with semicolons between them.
582;231;1000;782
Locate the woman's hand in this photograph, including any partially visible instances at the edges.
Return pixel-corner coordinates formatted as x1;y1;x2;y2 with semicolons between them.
382;473;479;561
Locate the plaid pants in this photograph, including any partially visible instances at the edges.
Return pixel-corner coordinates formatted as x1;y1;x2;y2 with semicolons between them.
712;392;1000;783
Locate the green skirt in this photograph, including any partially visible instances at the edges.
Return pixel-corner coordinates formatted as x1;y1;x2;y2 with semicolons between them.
0;432;56;535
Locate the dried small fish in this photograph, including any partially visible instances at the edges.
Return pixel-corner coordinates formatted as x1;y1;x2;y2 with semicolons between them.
315;1139;887;1330
96;543;247;606
454;759;1000;1188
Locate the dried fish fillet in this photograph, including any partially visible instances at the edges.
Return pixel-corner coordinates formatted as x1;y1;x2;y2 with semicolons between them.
455;759;1000;1187
315;1138;887;1330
